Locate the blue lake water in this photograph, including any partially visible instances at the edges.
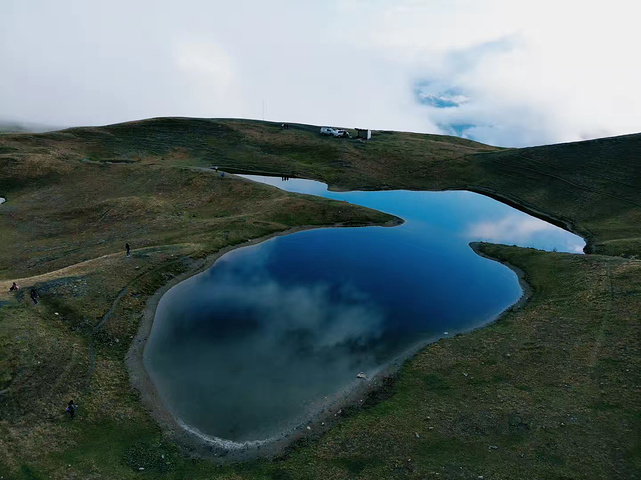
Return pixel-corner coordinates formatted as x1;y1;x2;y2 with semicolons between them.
144;176;584;443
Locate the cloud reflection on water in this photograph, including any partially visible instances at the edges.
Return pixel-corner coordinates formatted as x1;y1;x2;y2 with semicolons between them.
147;176;585;443
201;270;386;350
150;257;387;441
466;214;584;253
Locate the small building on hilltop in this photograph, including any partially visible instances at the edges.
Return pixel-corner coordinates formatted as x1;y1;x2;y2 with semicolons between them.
356;128;372;140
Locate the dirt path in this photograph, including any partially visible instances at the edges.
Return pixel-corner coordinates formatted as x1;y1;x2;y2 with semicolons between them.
0;244;195;396
86;254;192;387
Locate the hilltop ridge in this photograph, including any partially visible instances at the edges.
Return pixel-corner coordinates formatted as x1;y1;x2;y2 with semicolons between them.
2;117;639;256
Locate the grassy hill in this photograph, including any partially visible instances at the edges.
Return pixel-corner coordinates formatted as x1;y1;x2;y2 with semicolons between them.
0;118;639;479
3;117;638;255
470;134;641;256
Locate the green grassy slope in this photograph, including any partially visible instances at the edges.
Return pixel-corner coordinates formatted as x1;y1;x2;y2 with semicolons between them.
9;117;497;188
0;161;392;279
0;125;395;278
3;117;638;255
0;118;639;479
471;134;641;255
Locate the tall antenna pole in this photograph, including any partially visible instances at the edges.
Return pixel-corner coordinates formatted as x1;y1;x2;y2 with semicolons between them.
262;100;265;121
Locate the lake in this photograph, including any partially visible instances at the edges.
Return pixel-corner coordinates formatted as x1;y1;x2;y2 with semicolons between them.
144;176;584;445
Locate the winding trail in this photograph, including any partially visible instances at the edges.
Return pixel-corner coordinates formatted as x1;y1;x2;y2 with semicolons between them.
589;262;616;368
0;244;195;395
86;252;194;389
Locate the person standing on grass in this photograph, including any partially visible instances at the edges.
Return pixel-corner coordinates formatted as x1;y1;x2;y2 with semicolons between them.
66;400;77;419
30;289;39;304
9;282;18;291
126;243;131;257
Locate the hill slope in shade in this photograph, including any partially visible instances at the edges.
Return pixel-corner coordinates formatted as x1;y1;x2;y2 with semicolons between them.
472;134;641;255
1;117;639;255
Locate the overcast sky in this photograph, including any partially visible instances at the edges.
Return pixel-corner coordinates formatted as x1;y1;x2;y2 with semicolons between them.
2;0;640;146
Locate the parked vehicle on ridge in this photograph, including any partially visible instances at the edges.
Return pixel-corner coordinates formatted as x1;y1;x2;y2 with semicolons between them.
320;127;351;138
320;126;338;136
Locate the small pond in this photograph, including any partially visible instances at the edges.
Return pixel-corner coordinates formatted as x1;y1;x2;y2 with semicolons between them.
144;176;584;444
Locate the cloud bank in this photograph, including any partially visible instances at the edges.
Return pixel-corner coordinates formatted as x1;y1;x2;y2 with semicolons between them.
2;0;640;146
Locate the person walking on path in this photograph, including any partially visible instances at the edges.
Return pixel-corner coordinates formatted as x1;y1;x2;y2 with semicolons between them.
66;400;77;419
126;243;131;257
29;289;39;305
9;282;18;291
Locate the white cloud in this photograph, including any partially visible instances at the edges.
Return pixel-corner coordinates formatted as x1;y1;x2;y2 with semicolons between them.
349;0;641;146
1;0;640;145
172;40;244;114
174;42;234;88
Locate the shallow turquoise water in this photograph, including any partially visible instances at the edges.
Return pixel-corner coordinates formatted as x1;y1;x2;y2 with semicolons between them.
145;176;584;443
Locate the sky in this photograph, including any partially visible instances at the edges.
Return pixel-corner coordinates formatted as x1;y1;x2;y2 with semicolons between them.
2;0;640;147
